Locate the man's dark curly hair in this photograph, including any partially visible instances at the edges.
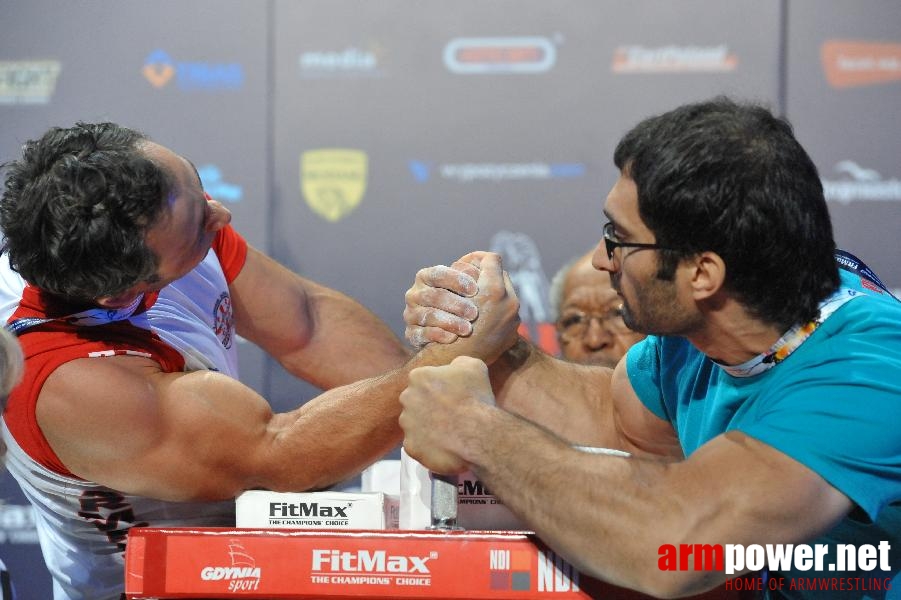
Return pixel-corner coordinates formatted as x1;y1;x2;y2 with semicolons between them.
0;122;173;303
614;97;839;331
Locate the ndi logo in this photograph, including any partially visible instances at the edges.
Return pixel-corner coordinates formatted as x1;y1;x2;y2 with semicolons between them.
489;549;532;591
538;549;580;592
490;549;580;592
142;50;244;91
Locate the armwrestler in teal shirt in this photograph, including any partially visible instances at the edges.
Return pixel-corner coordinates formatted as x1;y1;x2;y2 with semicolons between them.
628;265;901;598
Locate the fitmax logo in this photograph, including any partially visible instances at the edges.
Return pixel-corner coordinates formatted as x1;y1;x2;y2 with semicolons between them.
312;549;435;574
270;502;350;518
459;479;493;496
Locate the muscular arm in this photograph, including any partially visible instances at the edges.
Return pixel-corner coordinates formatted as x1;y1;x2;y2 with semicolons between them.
400;358;852;597
231;247;411;387
37;253;520;502
467;418;850;596
401;253;853;595
39;354;419;500
488;339;681;453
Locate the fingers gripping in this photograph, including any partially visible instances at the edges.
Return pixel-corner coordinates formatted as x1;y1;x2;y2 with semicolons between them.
398;358;494;473
419;265;478;297
404;263;480;347
403;252;519;351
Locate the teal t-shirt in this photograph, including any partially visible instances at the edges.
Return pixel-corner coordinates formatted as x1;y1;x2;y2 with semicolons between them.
626;269;901;598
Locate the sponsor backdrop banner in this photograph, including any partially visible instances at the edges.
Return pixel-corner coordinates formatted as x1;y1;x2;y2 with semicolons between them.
1;1;899;597
268;0;783;403
786;0;901;287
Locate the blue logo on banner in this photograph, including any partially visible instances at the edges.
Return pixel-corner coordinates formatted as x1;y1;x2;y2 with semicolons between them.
408;160;586;183
408;160;433;182
549;163;586;178
198;165;243;203
142;50;244;91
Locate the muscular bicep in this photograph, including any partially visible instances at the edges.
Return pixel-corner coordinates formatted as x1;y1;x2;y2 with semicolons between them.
610;356;683;458
229;246;408;388
38;356;279;501
489;344;680;453
608;361;853;552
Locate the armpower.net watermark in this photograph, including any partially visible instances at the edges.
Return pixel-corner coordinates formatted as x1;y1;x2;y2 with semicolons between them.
659;542;893;593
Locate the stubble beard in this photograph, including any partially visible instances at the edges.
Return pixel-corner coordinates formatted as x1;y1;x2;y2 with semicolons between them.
618;274;697;337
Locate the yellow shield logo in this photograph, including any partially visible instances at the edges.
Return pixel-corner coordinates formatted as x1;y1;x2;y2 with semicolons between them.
300;149;367;222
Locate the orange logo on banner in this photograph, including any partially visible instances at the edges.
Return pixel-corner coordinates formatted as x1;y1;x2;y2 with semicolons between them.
611;45;738;73
821;40;901;88
142;63;175;88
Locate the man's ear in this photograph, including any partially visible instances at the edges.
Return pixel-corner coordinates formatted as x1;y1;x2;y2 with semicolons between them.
94;295;133;309
94;296;116;308
687;251;726;301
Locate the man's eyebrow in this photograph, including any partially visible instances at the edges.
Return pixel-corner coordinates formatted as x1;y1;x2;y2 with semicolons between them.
603;214;636;240
602;210;617;227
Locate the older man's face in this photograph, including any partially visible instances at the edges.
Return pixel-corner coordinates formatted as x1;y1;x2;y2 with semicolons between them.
556;256;645;367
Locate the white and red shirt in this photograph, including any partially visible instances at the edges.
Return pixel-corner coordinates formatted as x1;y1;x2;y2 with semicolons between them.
0;225;248;600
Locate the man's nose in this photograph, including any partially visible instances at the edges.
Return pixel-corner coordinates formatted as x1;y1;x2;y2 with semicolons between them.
582;318;612;349
592;245;616;273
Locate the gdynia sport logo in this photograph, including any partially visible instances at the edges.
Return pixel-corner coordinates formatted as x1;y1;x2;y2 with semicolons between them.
659;541;893;593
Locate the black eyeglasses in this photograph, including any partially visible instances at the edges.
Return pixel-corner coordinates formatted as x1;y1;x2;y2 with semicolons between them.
602;222;674;261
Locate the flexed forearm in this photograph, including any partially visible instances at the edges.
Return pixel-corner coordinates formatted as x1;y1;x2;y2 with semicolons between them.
488;338;619;448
